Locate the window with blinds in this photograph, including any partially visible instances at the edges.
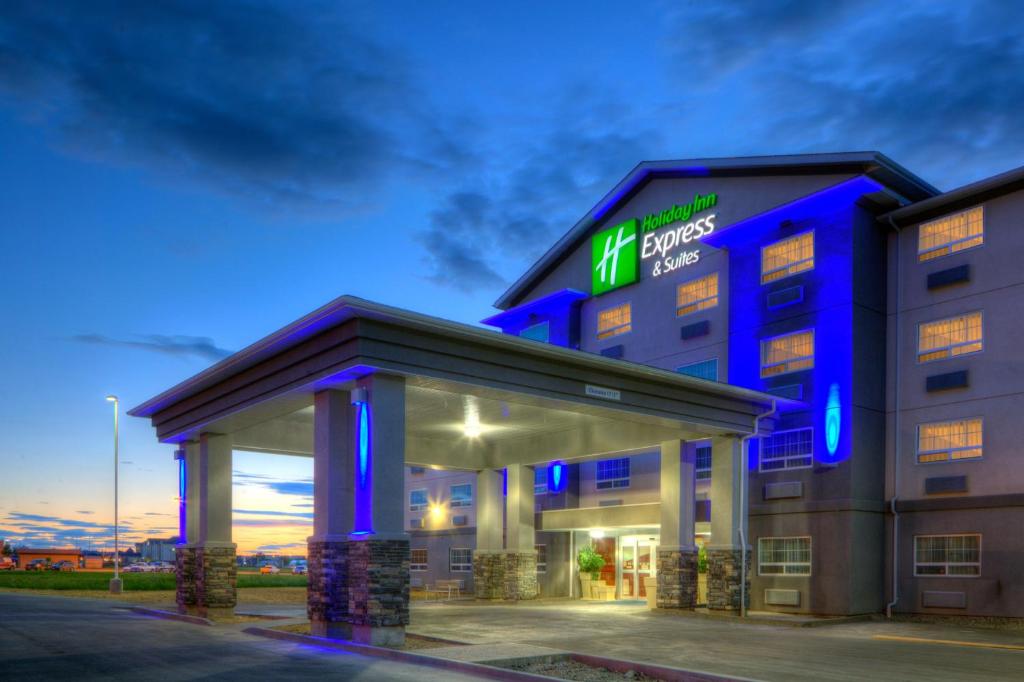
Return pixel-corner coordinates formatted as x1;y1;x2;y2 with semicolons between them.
918;312;982;363
676;272;719;316
761;231;814;284
918;207;984;262
758;537;811;576
597;302;632;340
917;418;983;463
915;535;981;576
761;329;814;377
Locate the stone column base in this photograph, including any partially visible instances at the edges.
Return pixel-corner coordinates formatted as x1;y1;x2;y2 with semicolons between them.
656;547;698;609
307;539;351;639
473;550;538;601
177;544;237;617
707;547;749;612
347;538;410;646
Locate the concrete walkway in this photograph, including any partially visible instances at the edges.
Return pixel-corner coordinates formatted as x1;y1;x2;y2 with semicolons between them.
406;600;1024;682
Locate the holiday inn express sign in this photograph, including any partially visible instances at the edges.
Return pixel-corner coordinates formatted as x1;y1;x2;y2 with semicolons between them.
591;192;718;295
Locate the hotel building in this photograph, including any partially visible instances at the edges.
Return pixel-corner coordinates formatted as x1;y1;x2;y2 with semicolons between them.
132;152;1024;643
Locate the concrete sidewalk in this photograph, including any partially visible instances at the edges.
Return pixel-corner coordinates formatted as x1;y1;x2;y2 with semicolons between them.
405;600;1024;682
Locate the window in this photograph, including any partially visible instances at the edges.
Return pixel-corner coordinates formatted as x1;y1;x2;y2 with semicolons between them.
520;321;550;342
409;489;428;512
695;442;712;481
450;484;472;508
534;466;547;495
449;548;472;572
596;457;630;489
917;418;983;463
761;231;814;284
918;207;984;262
758;537;811;576
760;428;813;472
410;548;428;572
535;544;547;573
914;535;981;576
677;358;718;381
597;302;631;340
918;312;983;363
676;273;719;317
761;329;814;377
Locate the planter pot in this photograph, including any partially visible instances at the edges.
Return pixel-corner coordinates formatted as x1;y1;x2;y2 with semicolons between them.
698;572;708;606
642;576;657;609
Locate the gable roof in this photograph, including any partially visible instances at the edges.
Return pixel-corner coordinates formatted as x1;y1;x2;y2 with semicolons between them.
882;163;1024;227
494;152;937;309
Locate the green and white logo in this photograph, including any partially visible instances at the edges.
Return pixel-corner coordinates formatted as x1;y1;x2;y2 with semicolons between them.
592;219;638;295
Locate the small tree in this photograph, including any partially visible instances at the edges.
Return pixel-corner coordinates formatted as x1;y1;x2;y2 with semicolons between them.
1;541;11;557
577;545;605;580
697;544;708;574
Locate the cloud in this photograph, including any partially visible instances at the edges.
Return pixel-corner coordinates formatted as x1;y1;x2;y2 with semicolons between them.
73;333;233;362
233;519;310;528
75;510;94;515
416;87;661;291
0;0;470;208
262;481;314;498
255;542;306;552
664;0;1024;188
233;508;313;520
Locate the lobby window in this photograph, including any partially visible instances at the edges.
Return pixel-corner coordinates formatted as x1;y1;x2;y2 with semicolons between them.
914;534;981;577
449;548;472;573
761;231;814;284
520;321;550;343
676;272;719;317
918;206;984;262
410;549;428;572
535;544;547;573
450;483;472;508
409;489;428;512
695;442;712;481
534;466;547;495
677;358;719;381
596;457;630;489
760;329;814;377
760;428;813;472
917;418;983;464
597;302;631;340
918;311;983;363
758;537;811;576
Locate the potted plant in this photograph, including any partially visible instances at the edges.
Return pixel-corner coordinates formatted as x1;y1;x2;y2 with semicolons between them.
577;546;606;599
697;544;709;606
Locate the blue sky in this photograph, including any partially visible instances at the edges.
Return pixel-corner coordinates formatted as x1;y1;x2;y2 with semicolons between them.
1;0;1022;552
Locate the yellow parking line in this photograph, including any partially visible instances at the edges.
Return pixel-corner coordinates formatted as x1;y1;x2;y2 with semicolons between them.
873;634;1024;651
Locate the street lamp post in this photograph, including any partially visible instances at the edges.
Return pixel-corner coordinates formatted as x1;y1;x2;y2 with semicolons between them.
106;395;122;594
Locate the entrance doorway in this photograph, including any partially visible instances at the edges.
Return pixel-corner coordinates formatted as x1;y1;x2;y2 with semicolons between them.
618;534;658;599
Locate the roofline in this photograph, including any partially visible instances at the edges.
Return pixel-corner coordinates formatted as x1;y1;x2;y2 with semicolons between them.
493;151;937;310
129;295;791;418
882;163;1024;226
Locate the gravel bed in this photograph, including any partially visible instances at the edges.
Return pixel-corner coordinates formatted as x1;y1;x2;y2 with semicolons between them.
499;659;663;681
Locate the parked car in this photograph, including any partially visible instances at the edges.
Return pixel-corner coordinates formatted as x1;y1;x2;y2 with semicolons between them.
291;563;307;575
50;560;76;572
123;563;150;573
150;561;175;573
25;559;48;571
0;557;15;571
259;564;280;574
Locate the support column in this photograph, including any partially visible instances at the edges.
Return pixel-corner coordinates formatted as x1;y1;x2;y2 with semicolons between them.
473;468;505;599
189;433;236;618
707;435;748;612
657;440;698;609
175;440;200;612
504;465;538;600
347;374;409;646
308;389;354;639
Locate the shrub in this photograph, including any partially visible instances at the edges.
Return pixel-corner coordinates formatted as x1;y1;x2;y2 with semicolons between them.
577;545;605;579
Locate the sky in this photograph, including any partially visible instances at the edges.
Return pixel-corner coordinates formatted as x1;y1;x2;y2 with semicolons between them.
1;0;1022;554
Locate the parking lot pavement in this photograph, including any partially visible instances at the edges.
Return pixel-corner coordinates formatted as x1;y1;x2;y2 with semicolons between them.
408;600;1024;682
0;592;482;681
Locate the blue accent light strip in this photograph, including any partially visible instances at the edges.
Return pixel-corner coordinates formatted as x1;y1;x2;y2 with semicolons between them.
826;383;841;456
352;397;374;536
548;462;567;493
178;457;187;543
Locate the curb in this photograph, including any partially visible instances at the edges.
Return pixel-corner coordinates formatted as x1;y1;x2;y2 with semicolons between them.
243;626;558;681
128;606;213;626
568;652;759;682
651;608;873;628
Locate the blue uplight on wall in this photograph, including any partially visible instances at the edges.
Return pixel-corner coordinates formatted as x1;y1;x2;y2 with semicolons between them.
547;461;567;493
352;394;374;536
826;383;841;456
178;455;187;543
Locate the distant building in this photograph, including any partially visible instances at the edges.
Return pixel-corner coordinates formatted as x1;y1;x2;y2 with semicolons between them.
16;548;82;568
135;537;180;562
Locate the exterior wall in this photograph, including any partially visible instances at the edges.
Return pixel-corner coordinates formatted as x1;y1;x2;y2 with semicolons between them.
409;528;476;592
578;452;661;508
405;468;477;532
884;188;1024;617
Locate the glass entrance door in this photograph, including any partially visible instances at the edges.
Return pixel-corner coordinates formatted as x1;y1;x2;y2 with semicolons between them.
618;534;658;599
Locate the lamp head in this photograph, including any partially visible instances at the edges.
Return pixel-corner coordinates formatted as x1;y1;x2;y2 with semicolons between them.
106;395;118;403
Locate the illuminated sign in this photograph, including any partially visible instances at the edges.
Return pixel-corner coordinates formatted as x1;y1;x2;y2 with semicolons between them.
591;219;639;295
591;193;719;293
826;383;841;456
